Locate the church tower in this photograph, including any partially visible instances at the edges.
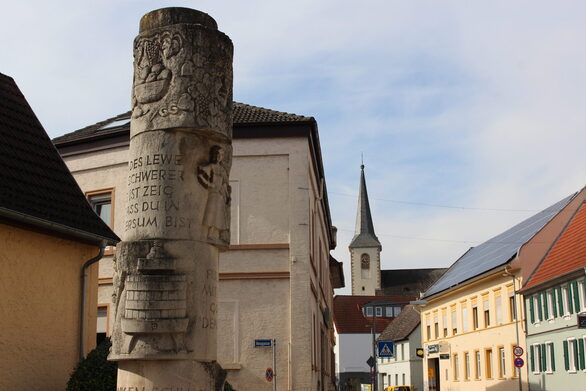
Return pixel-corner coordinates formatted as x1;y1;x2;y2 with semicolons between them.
349;164;382;295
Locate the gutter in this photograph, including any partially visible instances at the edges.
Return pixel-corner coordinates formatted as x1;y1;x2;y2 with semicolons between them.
0;207;118;245
80;245;105;360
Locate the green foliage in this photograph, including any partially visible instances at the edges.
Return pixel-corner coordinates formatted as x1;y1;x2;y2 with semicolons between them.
224;381;234;391
67;338;117;391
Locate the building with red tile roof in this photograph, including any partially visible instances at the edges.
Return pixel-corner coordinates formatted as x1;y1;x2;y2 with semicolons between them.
521;198;586;391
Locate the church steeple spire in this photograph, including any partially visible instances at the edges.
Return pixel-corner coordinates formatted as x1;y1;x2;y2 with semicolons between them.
349;164;381;249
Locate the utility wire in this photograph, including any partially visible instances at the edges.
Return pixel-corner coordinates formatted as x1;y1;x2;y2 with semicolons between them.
329;191;538;212
338;228;547;245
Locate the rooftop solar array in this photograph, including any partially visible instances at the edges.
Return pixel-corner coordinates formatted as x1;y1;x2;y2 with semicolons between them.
423;192;576;298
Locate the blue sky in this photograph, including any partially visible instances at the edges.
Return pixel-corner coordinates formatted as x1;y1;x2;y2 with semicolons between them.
3;1;585;293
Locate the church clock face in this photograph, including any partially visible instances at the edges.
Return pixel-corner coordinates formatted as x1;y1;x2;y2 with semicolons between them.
361;253;370;269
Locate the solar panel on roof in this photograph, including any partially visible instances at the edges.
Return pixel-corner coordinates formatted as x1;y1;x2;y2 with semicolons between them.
423;192;576;298
98;118;130;130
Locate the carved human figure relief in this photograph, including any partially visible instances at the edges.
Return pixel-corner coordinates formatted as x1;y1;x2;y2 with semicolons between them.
361;253;370;278
197;146;231;247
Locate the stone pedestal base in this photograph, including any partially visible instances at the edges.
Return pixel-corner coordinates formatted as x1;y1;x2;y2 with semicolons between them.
117;360;226;391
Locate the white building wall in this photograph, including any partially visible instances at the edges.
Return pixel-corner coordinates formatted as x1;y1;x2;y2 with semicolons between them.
337;333;380;373
377;325;423;391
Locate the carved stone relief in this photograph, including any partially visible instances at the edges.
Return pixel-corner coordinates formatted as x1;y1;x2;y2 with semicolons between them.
197;145;231;248
131;26;233;138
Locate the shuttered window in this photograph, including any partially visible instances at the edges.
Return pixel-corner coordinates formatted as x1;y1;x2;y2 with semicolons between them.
548;342;555;372
551;289;558;318
578;338;586;370
572;281;580;313
557;286;565;316
566;284;574;315
564;341;570;371
529;297;535;324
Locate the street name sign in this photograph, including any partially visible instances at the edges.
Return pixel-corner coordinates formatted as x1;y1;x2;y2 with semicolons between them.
254;339;273;348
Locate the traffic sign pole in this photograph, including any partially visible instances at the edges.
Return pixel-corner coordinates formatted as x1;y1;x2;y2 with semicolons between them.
272;339;276;391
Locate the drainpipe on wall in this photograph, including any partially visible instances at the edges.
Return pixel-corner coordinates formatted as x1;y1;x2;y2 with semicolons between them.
503;264;523;391
80;244;105;360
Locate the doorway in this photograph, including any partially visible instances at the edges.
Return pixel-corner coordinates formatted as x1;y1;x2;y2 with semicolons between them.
427;358;440;391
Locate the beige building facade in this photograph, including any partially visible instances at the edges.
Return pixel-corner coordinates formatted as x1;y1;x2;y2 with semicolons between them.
54;104;343;391
0;72;119;390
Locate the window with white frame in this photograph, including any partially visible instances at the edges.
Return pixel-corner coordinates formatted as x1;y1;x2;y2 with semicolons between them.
89;192;112;226
533;295;541;323
509;294;516;322
451;308;458;335
442;311;448;337
541;292;549;320
532;344;541;373
483;298;490;327
499;347;506;378
462;306;469;332
557;286;566;316
376;307;383;317
496;296;503;325
566;338;578;372
475;350;481;379
365;306;373;317
579;279;586;312
393;306;402;317
546;289;554;320
401;343;405;361
546;342;555;373
453;353;459;380
562;285;571;316
385;306;393;317
464;352;470;380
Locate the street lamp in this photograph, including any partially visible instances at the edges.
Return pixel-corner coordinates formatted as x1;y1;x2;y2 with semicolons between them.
362;300;396;391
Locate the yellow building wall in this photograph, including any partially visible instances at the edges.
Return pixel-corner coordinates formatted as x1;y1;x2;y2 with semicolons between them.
421;272;528;391
0;222;99;391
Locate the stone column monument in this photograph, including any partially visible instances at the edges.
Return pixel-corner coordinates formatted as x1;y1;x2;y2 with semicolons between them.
109;7;233;390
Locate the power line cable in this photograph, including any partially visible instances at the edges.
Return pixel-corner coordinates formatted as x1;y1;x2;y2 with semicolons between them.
338;228;547;245
329;191;538;212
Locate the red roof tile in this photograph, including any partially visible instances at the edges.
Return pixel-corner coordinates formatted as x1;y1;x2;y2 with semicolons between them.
524;202;586;290
333;295;413;334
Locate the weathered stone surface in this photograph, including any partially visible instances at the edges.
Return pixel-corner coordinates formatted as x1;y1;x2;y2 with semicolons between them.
117;360;226;391
110;240;218;361
109;6;233;388
131;8;233;139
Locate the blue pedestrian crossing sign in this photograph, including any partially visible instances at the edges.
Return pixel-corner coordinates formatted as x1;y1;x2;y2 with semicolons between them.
377;341;395;358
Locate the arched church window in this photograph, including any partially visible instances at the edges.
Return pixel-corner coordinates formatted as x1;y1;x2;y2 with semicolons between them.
361;253;370;269
361;253;370;279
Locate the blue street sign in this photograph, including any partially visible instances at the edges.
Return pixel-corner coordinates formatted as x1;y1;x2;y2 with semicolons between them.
254;339;273;348
377;341;395;358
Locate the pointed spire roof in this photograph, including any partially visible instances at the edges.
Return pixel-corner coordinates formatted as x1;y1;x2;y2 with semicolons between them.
349;164;381;249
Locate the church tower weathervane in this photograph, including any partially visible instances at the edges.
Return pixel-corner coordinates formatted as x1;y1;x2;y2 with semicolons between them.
349;161;382;295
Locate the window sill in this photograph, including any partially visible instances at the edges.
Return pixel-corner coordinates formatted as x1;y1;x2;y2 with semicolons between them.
567;370;577;374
